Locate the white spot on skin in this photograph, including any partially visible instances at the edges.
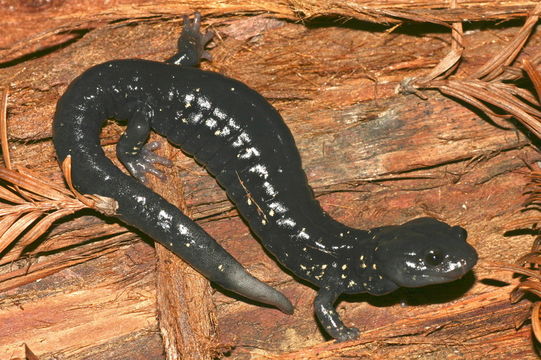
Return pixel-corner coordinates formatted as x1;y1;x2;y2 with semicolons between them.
217;126;231;137
341;264;347;270
261;219;267;225
269;209;275;217
205;118;217;129
300;265;307;270
321;264;328;269
372;264;377;270
213;108;227;119
228;118;240;130
157;210;173;230
276;218;296;228
249;164;268;179
297;228;310;240
184;94;195;107
238;147;260;159
189;112;203;124
218;264;224;272
263;181;276;196
135;196;146;205
197;96;211;110
247;198;252;205
348;280;357;287
232;132;251;147
341;274;347;279
269;202;287;213
178;224;189;235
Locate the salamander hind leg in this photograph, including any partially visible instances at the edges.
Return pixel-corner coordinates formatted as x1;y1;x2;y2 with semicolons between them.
166;12;214;67
315;285;360;342
117;107;173;183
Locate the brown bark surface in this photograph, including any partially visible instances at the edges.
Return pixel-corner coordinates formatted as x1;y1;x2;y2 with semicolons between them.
1;1;540;359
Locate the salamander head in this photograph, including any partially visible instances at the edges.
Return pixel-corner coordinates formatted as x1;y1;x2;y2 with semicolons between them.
372;217;478;288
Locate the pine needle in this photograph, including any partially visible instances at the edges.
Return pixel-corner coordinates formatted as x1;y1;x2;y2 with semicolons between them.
0;90;113;263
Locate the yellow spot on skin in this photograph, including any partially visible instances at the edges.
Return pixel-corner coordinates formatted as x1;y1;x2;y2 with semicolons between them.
341;264;347;270
321;264;328;269
372;264;377;270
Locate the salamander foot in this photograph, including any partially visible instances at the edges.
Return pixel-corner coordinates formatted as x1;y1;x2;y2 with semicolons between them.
123;141;173;183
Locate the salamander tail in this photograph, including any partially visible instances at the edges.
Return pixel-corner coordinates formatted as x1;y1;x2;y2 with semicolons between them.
216;263;294;314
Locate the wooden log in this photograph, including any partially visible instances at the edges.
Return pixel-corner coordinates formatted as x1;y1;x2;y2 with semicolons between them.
0;1;540;359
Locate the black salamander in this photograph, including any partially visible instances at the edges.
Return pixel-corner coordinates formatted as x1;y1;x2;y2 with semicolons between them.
53;13;478;341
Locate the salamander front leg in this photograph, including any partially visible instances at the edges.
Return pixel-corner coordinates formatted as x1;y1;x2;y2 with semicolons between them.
167;12;214;67
117;109;173;183
315;285;360;342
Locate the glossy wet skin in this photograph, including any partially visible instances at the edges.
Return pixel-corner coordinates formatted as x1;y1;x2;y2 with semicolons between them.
372;218;477;288
53;13;478;342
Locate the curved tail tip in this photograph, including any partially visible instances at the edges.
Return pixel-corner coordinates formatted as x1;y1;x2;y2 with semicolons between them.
278;296;294;315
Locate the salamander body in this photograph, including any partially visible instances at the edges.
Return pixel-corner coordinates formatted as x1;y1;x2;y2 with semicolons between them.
53;13;478;341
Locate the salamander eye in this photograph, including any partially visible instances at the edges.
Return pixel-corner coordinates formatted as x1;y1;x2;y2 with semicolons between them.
425;250;444;266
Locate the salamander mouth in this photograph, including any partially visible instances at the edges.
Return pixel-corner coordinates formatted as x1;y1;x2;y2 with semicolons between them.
388;250;478;288
426;251;479;284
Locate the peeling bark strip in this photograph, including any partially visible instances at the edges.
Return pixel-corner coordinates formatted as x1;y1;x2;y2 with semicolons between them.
0;1;538;64
1;0;541;358
148;142;219;360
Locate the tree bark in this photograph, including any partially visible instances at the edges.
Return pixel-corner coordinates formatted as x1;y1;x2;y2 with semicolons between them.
0;1;540;359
